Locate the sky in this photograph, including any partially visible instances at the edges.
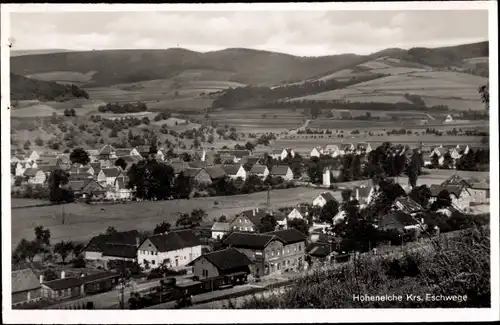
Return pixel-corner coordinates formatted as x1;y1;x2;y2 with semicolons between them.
9;10;489;56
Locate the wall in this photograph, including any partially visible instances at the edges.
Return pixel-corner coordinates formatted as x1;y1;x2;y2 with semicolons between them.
265;241;305;274
137;239;202;269
195;170;212;185
229;215;256;232
192;256;220;280
84;251;103;260
12;288;42;305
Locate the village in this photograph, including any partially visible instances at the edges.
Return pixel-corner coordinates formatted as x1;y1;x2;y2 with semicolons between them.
11;140;490;310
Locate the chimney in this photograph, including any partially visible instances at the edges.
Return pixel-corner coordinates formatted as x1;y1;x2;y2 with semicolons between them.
61;270;66;279
253;209;256;216
39;275;44;284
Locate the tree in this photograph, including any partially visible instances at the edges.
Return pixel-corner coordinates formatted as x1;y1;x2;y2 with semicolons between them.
154;222;171;234
258;214;277;233
127;160;175;200
288;218;309;236
407;150;422;189
48;168;73;203
106;226;118;235
12;239;39;264
176;209;206;228
54;241;75;264
319;199;339;224
23;140;31;150
442;152;454;170
35;225;51;246
409;185;432;208
341;189;352;203
70;148;90;166
35;137;44;146
218;215;227;222
431;154;440;168
115;157;128;171
172;171;193;199
478;83;489;110
245;141;255;152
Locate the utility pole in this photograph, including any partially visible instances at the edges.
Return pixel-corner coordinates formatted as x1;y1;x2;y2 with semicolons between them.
62;204;65;225
266;185;271;209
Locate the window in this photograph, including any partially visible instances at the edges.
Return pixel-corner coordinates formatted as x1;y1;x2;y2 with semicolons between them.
282;248;285;255
250;227;254;231
277;249;280;256
271;250;275;257
202;269;208;277
294;245;297;252
299;244;302;251
152;260;156;265
244;227;248;231
287;247;290;254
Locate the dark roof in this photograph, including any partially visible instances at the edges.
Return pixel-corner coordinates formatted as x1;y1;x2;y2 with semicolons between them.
170;161;189;174
378;211;418;231
241;156;261;165
266;229;306;244
99;145;116;155
23;168;40;177
69;173;93;181
84;230;139;253
115;148;135;156
90;162;101;170
42;271;119;291
38;165;58;173
204;166;226;179
102;243;137;259
223;165;242;175
188;161;208;168
393;197;424;214
307;243;331;258
183;167;202;178
12;269;41;293
100;167;122;178
271;165;291;176
136;145;152;154
250;164;268;174
223;232;275;250
429;184;465;197
239;208;268;226
147;230;202;252
218;150;250;158
191;248;253;271
121;155;143;164
211;222;231;232
320;192;336;202
441;175;471;187
470;180;489;190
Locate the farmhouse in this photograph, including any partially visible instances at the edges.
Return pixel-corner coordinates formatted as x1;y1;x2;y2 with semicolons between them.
211;222;231;240
137;229;202;269
271;148;295;161
378;211;421;232
64;179;105;199
310;146;324;158
111;178;134;200
99;145;117;160
203;166;227;181
23;168;46;185
83;230;140;261
429;184;471;211
115;148;141;157
183;168;212;185
323;144;342;157
100;243;138;262
223;165;247;181
97;167;123;186
188;248;253;286
12;269;42;307
392;197;425;216
249;164;270;179
287;206;308;221
229;208;267;232
468;180;490;204
312;192;336;208
271;165;294;181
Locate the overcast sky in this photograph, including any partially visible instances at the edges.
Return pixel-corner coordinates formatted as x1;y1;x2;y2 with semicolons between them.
10;10;489;56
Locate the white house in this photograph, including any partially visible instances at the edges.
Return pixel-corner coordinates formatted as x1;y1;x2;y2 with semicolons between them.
332;210;346;225
249;164;269;179
271;165;294;181
322;167;342;187
444;114;453;123
323;145;342;158
312;192;336;208
310;147;323;158
111;178;134;200
223;165;247;181
27;150;40;162
271;148;295;161
211;222;231;240
23;168;46;185
287;206;308;221
137;230;202;269
468;180;490;204
97;167;123;186
429;184;471;212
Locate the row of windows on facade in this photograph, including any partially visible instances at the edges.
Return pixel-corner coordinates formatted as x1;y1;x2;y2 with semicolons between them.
266;244;302;258
233;226;254;232
268;257;303;271
139;250;158;255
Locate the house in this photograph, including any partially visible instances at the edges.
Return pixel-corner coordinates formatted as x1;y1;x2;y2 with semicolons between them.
342;143;355;153
111;177;134;200
351;185;375;205
203;166;227;181
223;165;247;181
14;162;29;177
12;269;42;307
449;145;467;160
38;165;58;177
310;147;324;158
306;242;334;267
332;210;346;225
249;164;270;179
312;192;336;208
229;208;267;232
468;180;490;204
100;243;138;262
170;161;190;175
41;271;120;301
322;167;342;186
223;229;306;276
136;145;154;158
211;222;231;240
220;154;238;164
444;114;453;123
187;248;253;287
188;160;208;169
271;148;295;161
64;179;105;199
271;165;294;181
183;167;213;185
193;149;207;162
429;184;471;211
137;229;202;269
69;172;94;181
356;142;372;154
441;174;472;188
115;148;141;157
271;210;288;230
23;168;46;185
26;150;40;162
240;156;261;167
287;206;308;221
323;144;342;158
83;230;140;261
99;145;117;160
430;145;449;158
378;211;422;232
97;167;123;186
393;197;425;216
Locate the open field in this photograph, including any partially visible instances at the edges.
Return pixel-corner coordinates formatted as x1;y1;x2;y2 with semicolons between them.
11;198;52;208
307;119;488;130
11;187;330;249
26;71;97;85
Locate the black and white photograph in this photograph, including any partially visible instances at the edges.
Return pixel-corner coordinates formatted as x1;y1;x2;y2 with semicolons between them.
1;2;498;323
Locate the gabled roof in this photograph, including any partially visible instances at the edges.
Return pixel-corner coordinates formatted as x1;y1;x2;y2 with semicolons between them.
319;192;336;202
115;178;129;189
136;145;151;154
223;165;243;176
218;150;250;158
90;162;101;170
223;232;275;250
307;243;331;258
42;271;119;291
115;148;135;157
204;166;227;179
188;161;208;168
429;184;466;198
38;165;58;173
102;243;137;259
250;164;268;174
146;229;202;252
100;167;122;178
378;211;418;231
181;167;202;178
271;149;284;155
470;180;489;190
393;197;424;214
240;156;261;165
84;230;139;253
239;208;268;226
271;165;291;176
189;247;253;271
211;222;231;232
121;155;143;165
266;229;306;244
23;168;40;177
432;147;449;156
87;149;99;156
69;173;93;181
170;161;189;174
324;144;340;152
12;269;41;293
441;174;471;187
99;145;116;155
